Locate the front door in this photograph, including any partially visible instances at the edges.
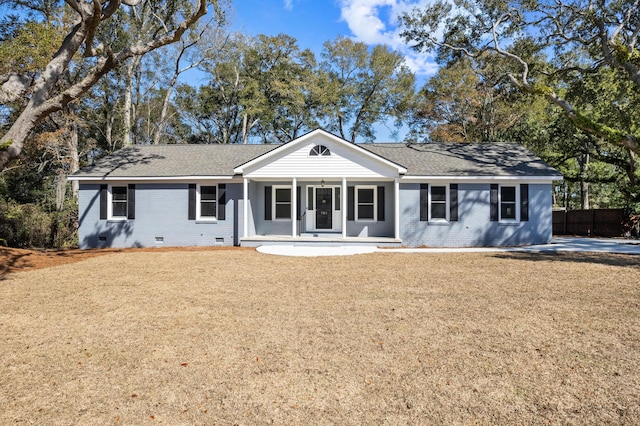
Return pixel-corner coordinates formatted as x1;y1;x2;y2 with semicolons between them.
315;187;333;229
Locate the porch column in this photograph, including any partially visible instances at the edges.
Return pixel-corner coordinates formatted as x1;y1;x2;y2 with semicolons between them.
342;177;347;238
243;177;249;239
394;178;400;240
292;177;297;237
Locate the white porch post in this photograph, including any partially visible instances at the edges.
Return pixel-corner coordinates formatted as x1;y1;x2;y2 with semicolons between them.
394;178;400;240
292;177;297;237
342;177;347;238
243;178;249;239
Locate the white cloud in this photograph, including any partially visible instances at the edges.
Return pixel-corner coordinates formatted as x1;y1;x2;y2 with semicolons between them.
284;0;293;11
338;0;439;76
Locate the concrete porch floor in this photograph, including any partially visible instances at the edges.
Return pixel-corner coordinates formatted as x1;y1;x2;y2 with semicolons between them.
240;235;402;247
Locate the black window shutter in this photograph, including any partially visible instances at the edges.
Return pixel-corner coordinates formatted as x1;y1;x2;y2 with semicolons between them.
127;184;135;220
420;184;428;221
377;186;385;221
188;184;196;220
308;186;313;210
450;184;458;222
297;186;302;220
520;184;529;222
218;184;226;220
347;186;354;221
264;186;272;220
490;184;499;221
99;185;107;220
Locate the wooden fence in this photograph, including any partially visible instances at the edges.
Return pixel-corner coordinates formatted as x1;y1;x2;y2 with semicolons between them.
552;208;627;237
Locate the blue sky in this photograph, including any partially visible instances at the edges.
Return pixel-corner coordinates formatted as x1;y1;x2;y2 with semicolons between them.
231;0;438;77
229;0;438;140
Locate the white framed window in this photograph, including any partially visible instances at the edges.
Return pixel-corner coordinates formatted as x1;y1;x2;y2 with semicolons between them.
309;145;331;156
355;185;377;221
420;184;458;223
430;185;448;221
108;185;127;220
273;185;292;220
197;184;217;220
499;185;519;222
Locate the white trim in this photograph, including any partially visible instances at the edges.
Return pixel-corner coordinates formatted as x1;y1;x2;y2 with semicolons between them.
394;178;400;240
291;178;297;237
306;185;342;233
308;145;331;157
355;185;377;222
69;175;235;182
342;178;347;238
107;184;128;221
195;183;218;222
428;184;450;222
400;175;561;183
272;185;293;221
71;175;562;184
498;184;521;223
243;178;249;239
233;129;407;175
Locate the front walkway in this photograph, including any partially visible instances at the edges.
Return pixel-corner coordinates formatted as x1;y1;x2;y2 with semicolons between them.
255;237;640;257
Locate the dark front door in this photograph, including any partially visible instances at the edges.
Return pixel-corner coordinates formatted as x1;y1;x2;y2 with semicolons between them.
315;188;333;229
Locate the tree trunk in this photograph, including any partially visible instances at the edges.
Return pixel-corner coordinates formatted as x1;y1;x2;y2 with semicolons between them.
242;114;248;144
122;56;140;146
579;152;590;209
69;123;80;198
153;82;175;144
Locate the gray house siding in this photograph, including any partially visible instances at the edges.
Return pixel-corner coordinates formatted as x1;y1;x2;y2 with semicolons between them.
78;183;246;248
399;183;552;247
345;181;394;238
78;181;552;248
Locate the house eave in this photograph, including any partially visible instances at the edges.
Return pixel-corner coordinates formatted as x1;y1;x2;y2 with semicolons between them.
399;175;563;183
68;175;237;182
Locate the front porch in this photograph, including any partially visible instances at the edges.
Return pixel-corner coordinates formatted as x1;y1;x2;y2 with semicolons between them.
240;234;402;248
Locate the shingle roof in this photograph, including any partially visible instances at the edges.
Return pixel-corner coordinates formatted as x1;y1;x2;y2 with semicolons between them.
364;143;561;177
72;142;561;178
74;144;278;177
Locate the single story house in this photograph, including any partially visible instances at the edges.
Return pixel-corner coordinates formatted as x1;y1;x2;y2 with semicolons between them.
70;129;562;249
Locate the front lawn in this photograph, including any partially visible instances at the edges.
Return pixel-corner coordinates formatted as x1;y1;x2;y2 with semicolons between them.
1;249;638;424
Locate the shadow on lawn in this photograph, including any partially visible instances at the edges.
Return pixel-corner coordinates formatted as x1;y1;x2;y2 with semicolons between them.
493;251;640;269
0;247;127;279
0;249;32;280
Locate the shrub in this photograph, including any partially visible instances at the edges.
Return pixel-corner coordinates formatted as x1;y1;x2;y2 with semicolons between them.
0;200;52;248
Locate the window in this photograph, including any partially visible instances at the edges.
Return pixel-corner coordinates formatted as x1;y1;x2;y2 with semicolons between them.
356;186;376;221
420;184;458;222
500;186;517;220
189;184;225;221
309;145;330;156
110;186;127;219
274;186;292;220
199;185;217;219
101;184;134;220
491;184;526;222
430;186;447;220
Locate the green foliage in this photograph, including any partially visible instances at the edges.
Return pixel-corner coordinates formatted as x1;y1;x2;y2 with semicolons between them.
0;20;62;75
0;199;52;248
612;41;640;66
319;36;415;142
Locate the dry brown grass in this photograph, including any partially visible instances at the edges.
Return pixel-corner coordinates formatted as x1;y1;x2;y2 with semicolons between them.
0;249;639;425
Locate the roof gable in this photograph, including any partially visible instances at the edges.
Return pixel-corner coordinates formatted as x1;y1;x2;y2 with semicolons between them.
233;129;407;178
